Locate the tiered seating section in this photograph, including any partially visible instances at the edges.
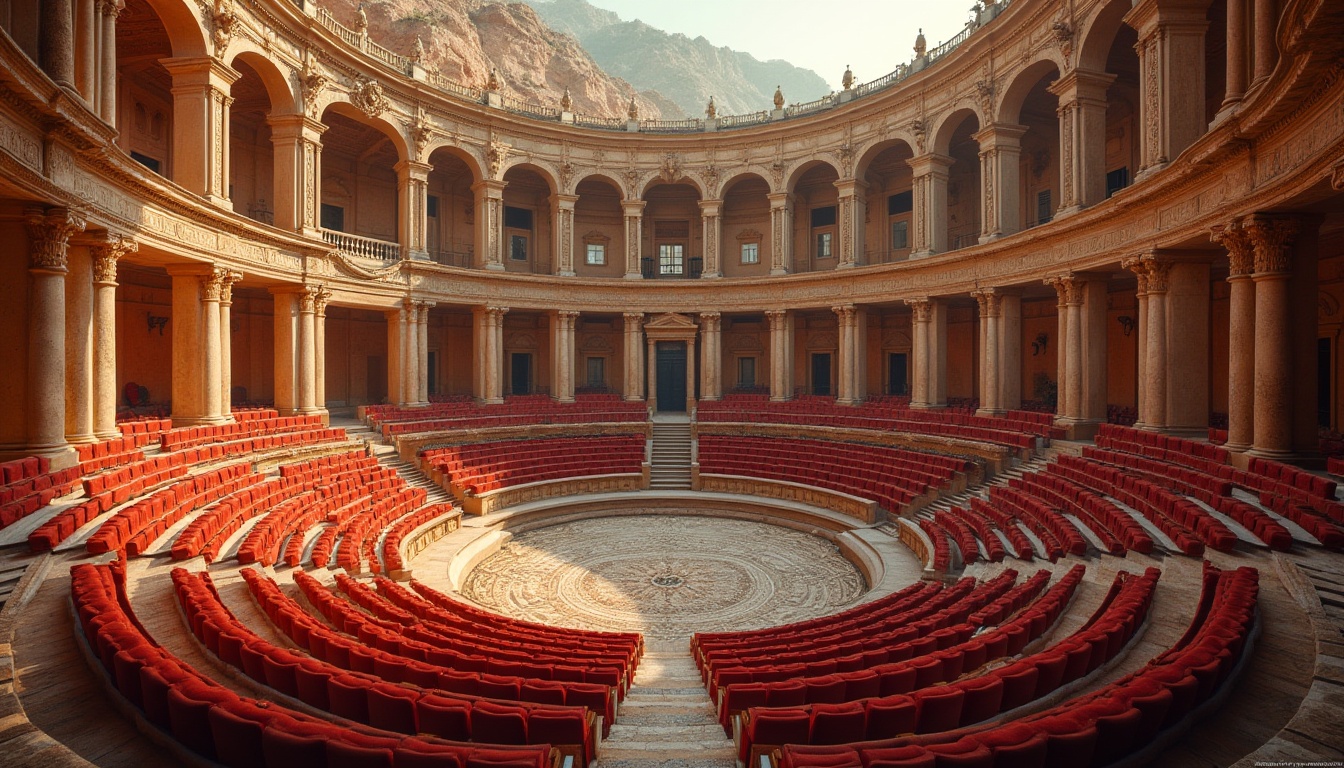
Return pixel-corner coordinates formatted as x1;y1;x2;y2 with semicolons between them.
366;394;646;438
697;436;968;515
421;435;644;497
0;456;81;529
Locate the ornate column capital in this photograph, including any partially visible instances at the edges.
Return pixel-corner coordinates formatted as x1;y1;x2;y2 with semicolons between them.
200;267;229;302
218;270;243;305
764;309;789;330
904;297;933;322
299;284;325;313
313;286;333;317
1210;220;1256;277
89;234;138;285
1141;258;1172;293
623;311;645;323
831;303;858;324
557;309;581;322
698;311;721;330
25;208;87;272
1244;215;1299;275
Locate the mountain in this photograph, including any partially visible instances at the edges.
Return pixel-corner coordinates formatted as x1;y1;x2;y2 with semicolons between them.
522;0;833;118
325;0;667;119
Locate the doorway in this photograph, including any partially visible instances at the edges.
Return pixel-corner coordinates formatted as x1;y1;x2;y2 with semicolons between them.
811;353;832;396
510;353;532;395
656;342;688;412
888;353;909;396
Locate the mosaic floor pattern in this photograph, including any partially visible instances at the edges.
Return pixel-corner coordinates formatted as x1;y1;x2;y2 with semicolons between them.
459;514;868;646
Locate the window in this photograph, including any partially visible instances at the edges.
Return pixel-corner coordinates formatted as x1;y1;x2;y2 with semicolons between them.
586;243;605;265
426;195;439;218
737;357;756;388
1106;168;1130;198
504;206;533;229
887;191;913;215
741;242;759;264
130;151;161;175
1035;190;1053;226
816;232;833;259
510;234;528;261
320;204;345;232
659;244;684;275
891;220;909;250
586;357;606;388
811;206;837;227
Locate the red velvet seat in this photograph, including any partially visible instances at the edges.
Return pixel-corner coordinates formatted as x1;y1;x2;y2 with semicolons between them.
864;696;916;739
208;704;267;768
167;686;216;758
805;675;849;704
810;702;868;745
262;721;328;766
914;688;964;734
328;675;372;723
956;675;1004;726
368;682;420;734
858;745;936;767
416;695;473;741
328;739;395;768
472;701;529;745
926;736;993;768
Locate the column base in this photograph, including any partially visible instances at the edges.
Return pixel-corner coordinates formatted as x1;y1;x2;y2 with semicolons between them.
910;250;936;260
1053;204;1085;220
1053;418;1103;441
480;397;504;405
623;395;645;402
1245;446;1296;461
699;395;721;402
65;433;99;445
483;262;506;271
1134;163;1168;184
769;267;791;276
623;272;643;280
1222;440;1251;453
556;270;576;277
769;395;793;403
95;429;122;441
975;408;1006;418
700;272;722;279
0;444;78;470
1210;101;1241;128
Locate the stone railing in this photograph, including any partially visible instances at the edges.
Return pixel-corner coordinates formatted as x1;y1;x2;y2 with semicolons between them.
386;511;462;581
461;473;646;516
784;94;835;118
313;7;412;75
640;117;705;134
500;94;561;121
572;113;626;131
717;111;771;130
695;472;881;524
321;229;403;261
895;517;944;580
426;70;485;103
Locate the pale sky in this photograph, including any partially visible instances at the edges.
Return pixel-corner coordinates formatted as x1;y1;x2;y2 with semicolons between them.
578;0;976;92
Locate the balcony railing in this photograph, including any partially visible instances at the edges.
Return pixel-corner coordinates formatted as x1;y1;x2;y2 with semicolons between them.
321;229;403;262
866;248;912;264
641;257;703;279
429;247;474;268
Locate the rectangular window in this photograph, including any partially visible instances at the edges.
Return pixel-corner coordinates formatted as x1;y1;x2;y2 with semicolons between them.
586;243;605;265
811;206;837;227
510;234;528;261
737;357;756;388
586;357;606;388
887;191;913;215
426;195;439;218
891;220;909;250
658;243;684;275
1105;168;1130;198
130;151;161;174
741;242;759;264
504;206;533;230
320;204;345;232
816;232;833;259
1036;190;1053;226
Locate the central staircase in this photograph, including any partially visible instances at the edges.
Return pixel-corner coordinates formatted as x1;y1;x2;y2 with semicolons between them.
649;423;694;490
595;650;735;768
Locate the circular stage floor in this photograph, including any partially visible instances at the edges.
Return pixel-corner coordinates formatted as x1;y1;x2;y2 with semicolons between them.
459;514;868;647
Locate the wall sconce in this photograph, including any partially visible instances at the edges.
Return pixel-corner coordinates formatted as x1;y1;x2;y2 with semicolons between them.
1118;316;1136;337
1031;332;1049;356
148;313;168;335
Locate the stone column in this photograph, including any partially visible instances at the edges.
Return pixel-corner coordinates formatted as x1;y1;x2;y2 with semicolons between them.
685;337;697;412
623;312;644;400
417;301;434;405
700;312;722;401
26;209;84;462
1050;70;1117;215
296;286;319;413
999;290;1023;411
698;199;723;277
1082;279;1110;428
552;194;578;276
767;192;793;275
199;269;227;421
905;299;931;407
161;57;240;204
274;289;299;413
98;0;122;124
1165;256;1211;435
218;271;241;418
400;298;418;406
1046;277;1071;419
1065;281;1086;423
766;310;794;401
269;115;326;235
65;242;95;443
314;288;331;417
41;0;77;91
646;335;657;409
551;309;578;402
1122;259;1151;428
1216;0;1248;120
473;180;507;270
974;124;1028;240
1251;0;1276;86
483;306;508;404
388;306;405;405
834;304;857;404
396;161;432;260
929;299;949;408
973;290;1003;415
1141;260;1172;431
907;154;954;257
621;200;646;279
833;180;867;268
1246;217;1298;457
77;0;97;103
1124;0;1213;179
91;235;135;438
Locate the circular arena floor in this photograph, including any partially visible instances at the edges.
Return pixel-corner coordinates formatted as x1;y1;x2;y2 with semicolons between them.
458;514;869;647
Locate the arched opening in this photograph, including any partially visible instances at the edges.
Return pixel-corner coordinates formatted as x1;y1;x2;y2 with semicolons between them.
719;174;771;278
1079;0;1143;203
425;147;479;267
934;112;982;251
1013;66;1063;230
789;162;840;272
642;182;704;279
228;57;278;224
572;176;625;279
501;165;556;274
318;105;404;260
114;0;176;178
859;142;916;263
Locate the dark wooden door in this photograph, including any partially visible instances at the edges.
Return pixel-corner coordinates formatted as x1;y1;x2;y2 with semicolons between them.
812;353;832;396
889;353;908;396
656;343;687;412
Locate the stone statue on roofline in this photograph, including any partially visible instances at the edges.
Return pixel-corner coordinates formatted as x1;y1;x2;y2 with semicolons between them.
560;87;573;112
627;94;639;120
773;86;785;110
706;96;717;119
915;28;927;57
842;65;854;91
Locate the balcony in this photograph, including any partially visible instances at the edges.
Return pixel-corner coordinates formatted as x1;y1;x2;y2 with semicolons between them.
429;247;474;268
641;256;703;279
321;229;403;262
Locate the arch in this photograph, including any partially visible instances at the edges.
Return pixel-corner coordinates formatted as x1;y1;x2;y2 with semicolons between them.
502;162;559;196
1077;0;1137;73
319;102;410;164
642;177;705;199
229;51;298;116
425;143;484;183
719;170;771;199
998;59;1063;125
136;0;209;57
786;159;841;194
855;138;917;180
573;172;624;199
931;107;982;155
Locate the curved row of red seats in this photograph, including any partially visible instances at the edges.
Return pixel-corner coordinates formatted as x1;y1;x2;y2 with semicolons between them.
382;504;460;574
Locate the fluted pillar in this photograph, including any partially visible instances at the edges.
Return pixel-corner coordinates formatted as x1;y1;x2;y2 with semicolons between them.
834;180;867;268
999;290;1022;411
906;299;931;407
908;154;954;256
766;310;794;401
297;286;319;413
928;299;949;407
315;289;331;417
161;57;240;204
552;194;578;276
65;242;95;443
1212;222;1254;450
397;161;432;260
474;180;507;270
623;312;644;400
621;200;646;279
1046;278;1072;419
269;116;326;235
25;209;84;462
1050;70;1117;215
973;290;1003;415
218;271;241;417
98;0;122;124
767;193;793;275
834;304;865;404
385;306;403;406
1246;217;1299;458
91;235;136;438
974;124;1028;240
552;310;579;402
475;306;508;404
401;298;418;406
699;199;723;277
1140;259;1173;431
1125;0;1212;179
416;301;434;405
699;312;722;401
200;269;227;421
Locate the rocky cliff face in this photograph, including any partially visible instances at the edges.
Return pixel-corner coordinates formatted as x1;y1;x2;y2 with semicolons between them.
523;0;833;117
325;0;667;119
